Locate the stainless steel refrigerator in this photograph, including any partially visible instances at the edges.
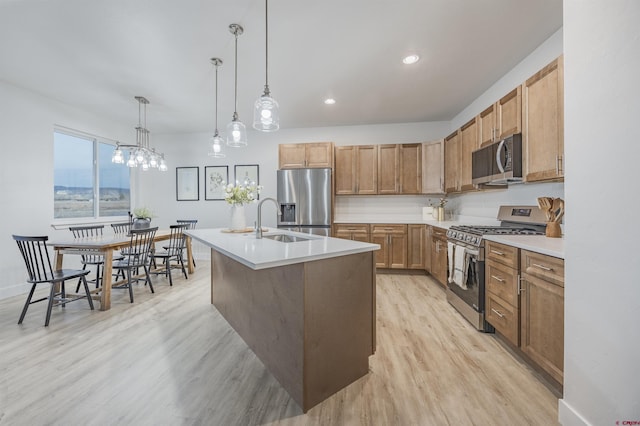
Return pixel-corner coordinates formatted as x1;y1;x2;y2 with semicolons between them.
276;168;332;236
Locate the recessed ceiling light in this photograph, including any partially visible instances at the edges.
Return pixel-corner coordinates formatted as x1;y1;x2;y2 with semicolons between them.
402;54;420;65
324;98;336;105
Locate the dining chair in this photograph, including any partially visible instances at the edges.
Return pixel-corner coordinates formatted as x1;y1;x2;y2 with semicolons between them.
111;221;131;235
152;224;188;286
112;227;157;303
13;235;94;326
68;224;106;292
176;219;197;268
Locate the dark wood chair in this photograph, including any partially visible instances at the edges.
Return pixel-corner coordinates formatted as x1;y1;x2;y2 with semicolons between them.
152;224;188;286
176;219;197;268
110;222;131;235
69;224;107;292
112;227;157;303
13;235;94;326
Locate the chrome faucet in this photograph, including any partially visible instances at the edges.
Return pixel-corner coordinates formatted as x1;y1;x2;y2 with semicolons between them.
256;197;279;239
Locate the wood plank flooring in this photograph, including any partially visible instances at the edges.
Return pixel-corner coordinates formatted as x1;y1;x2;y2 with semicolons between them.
0;262;558;425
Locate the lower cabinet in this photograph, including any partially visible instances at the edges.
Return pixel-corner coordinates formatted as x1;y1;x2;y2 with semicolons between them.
407;224;426;269
371;224;407;269
429;226;448;286
333;223;370;243
520;250;565;385
485;242;565;386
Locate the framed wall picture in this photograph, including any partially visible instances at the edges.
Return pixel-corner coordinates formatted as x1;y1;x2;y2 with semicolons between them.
234;164;259;199
205;165;228;201
176;167;199;201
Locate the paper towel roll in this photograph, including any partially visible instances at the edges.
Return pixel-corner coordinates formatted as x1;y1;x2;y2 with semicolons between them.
422;206;434;220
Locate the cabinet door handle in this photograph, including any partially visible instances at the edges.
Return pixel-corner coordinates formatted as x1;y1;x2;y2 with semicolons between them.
517;274;523;295
491;308;505;318
490;250;505;256
532;263;553;271
491;275;505;283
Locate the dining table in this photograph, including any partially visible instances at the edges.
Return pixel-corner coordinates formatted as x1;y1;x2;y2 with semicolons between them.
48;229;195;311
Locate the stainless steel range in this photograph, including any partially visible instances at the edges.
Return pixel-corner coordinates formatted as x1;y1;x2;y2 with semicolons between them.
445;205;547;332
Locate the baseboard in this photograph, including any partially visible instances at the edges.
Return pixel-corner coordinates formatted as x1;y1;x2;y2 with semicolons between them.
558;399;591;426
0;282;30;301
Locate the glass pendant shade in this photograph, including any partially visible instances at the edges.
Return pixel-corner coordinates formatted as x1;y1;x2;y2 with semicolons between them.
126;153;137;168
158;156;168;172
253;94;279;131
209;133;226;158
226;117;247;147
112;146;124;164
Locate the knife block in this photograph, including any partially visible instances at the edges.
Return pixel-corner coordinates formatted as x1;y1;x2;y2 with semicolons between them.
545;221;562;238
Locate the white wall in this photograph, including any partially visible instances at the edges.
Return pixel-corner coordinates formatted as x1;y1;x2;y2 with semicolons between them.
560;1;640;424
0;80;133;299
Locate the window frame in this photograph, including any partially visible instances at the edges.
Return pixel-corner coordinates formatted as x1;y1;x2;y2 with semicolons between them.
52;127;132;226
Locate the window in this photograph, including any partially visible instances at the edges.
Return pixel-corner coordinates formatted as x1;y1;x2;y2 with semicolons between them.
54;130;130;219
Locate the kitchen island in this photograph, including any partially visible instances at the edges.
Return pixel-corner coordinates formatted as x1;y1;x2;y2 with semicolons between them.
186;228;379;412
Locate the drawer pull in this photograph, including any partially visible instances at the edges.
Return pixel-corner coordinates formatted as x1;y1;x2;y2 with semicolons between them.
532;263;553;271
491;275;505;283
490;250;505;256
491;308;505;318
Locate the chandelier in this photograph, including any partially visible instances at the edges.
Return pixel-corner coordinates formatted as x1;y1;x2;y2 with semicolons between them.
112;96;167;172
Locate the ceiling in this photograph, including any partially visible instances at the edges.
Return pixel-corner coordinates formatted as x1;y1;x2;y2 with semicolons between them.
0;0;562;135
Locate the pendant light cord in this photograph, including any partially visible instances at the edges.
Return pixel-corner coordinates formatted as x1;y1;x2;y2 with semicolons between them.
215;63;219;131
234;30;239;117
265;0;269;90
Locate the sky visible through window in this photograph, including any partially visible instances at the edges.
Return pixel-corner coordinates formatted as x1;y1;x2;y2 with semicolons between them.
54;131;130;218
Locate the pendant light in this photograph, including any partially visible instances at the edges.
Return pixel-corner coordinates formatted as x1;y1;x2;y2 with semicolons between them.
253;0;279;132
226;23;247;147
208;57;226;158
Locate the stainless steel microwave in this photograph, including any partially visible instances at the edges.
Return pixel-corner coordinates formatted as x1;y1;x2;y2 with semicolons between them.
472;133;523;186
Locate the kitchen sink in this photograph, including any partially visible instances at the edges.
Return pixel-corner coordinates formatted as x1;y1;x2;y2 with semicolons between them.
262;234;311;243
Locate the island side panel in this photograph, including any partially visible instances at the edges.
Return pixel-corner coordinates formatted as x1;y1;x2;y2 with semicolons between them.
303;251;375;411
210;249;306;407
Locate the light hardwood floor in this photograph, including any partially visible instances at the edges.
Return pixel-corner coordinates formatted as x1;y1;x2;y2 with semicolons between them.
0;262;558;425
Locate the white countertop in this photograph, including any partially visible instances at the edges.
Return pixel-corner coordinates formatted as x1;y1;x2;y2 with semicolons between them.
186;228;380;270
483;234;564;259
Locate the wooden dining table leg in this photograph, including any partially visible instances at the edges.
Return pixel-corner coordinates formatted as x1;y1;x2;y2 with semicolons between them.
54;248;64;293
186;236;194;274
100;249;113;311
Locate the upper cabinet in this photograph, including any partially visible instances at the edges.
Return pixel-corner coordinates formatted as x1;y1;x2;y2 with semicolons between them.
335;145;377;195
523;56;564;182
444;130;461;193
479;87;523;147
399;143;422;194
279;142;334;169
421;139;444;194
460;117;479;192
377;144;400;194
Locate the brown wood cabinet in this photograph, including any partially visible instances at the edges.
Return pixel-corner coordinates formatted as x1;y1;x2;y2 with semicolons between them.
423;226;432;272
377;145;399;194
460;117;479;192
371;224;407;269
279;142;334;169
485;241;520;346
407;224;425;270
335;145;378;195
444;130;461;193
523;56;564;182
333;223;370;243
520;250;564;384
429;226;448;286
479;87;523;148
399;144;422;194
421;140;444;194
